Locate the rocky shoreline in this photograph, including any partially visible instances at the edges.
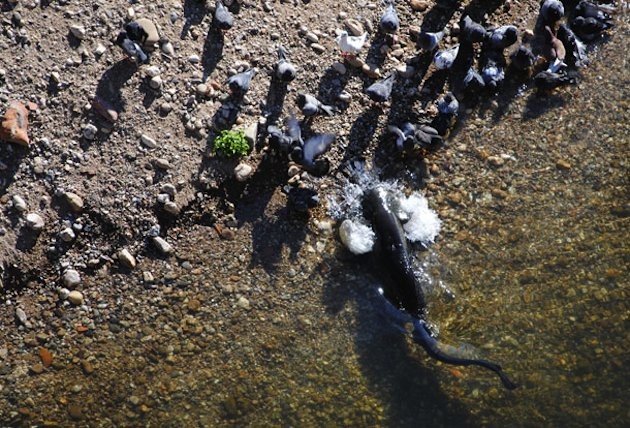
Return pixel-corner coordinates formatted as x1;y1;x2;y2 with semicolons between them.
0;0;625;425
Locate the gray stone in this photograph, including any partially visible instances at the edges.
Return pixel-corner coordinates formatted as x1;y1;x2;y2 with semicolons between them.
15;307;28;325
152;236;173;254
118;248;136;269
136;18;159;48
69;24;86;40
26;213;45;230
12;195;27;212
59;227;76;242
64;192;84;212
63;269;81;288
82;124;97;140
140;134;157;149
234;163;253;182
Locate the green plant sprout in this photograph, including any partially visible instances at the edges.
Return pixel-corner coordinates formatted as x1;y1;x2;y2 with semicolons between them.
212;129;250;158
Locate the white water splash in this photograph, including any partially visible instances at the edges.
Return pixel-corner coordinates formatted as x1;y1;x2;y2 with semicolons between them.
327;168;441;252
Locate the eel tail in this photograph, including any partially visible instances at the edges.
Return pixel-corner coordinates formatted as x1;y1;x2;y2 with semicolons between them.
411;318;519;390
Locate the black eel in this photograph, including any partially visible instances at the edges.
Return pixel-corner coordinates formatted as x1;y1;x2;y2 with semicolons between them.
364;186;518;390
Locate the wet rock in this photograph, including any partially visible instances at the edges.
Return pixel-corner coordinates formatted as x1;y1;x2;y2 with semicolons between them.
1;101;30;146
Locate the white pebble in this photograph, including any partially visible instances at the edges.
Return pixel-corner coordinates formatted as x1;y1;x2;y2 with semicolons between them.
26;213;45;230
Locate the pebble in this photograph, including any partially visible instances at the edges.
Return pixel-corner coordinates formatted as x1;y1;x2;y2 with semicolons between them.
94;43;106;56
163;201;180;216
345;19;364;36
59;227;76;242
161;41;175;56
69;24;86;40
67;403;83;420
410;0;429;11
64;192;84;212
152;236;173;255
234;163;253;182
236;296;250;310
63;269;81;288
154;158;170;170
556;159;571;170
145;66;160;78
136;18;159;48
189;54;201;64
118;249;136;269
67;290;84;305
305;32;319;43
12;194;27;212
81;360;95;375
337;91;352;103
141;134;158;149
15;307;28;325
92;97;118;122
310;43;325;54
244;122;258;145
0;101;30;146
332;62;347;75
82;123;97;140
25;213;45;230
149;75;162;90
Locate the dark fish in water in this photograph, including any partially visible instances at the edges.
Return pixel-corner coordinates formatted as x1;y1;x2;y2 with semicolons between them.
363;186;518;390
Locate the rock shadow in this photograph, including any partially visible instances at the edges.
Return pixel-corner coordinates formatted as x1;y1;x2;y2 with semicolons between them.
317;65;351;112
232;157;307;274
0;145;28;196
522;92;567;121
181;0;207;40
262;75;289;130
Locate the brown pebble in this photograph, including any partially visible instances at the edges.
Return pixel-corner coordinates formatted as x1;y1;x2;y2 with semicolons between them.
556;159;571;170
68;403;83;420
92;96;118;122
187;299;201;312
39;347;53;367
0;101;30;146
410;0;429;11
30;363;45;374
81;359;95;375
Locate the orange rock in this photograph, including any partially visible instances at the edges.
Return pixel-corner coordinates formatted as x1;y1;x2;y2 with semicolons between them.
0;101;30;146
39;347;53;367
